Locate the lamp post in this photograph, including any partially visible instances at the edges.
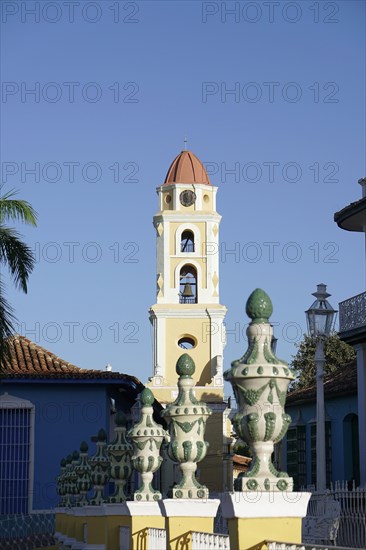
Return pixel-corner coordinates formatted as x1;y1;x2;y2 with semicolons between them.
305;284;337;492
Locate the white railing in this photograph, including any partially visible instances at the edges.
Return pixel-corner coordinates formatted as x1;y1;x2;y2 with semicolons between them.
119;526;130;550
268;543;354;550
147;528;167;549
191;531;230;549
306;482;366;549
303;497;341;545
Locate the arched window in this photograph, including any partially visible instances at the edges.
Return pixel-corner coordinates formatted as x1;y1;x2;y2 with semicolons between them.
179;265;197;304
178;336;196;349
180;230;195;253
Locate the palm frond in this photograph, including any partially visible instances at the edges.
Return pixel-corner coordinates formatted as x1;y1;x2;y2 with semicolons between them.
0;226;35;293
0;188;38;226
0;279;16;369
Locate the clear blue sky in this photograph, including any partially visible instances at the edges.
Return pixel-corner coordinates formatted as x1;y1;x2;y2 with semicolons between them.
1;1;365;391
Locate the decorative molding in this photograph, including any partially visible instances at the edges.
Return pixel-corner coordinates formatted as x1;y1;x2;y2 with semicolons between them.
159;498;220;517
220;492;311;519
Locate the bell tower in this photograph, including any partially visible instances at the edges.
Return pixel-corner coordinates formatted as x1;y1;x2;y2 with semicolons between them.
148;150;227;404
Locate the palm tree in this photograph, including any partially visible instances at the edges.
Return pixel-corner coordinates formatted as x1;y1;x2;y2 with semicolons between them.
0;187;37;366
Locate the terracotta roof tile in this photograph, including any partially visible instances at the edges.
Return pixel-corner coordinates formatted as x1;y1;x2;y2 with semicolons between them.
164;150;211;185
1;335;142;385
287;360;357;405
233;454;251;473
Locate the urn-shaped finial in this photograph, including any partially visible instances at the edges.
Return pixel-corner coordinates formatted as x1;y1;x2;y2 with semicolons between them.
56;458;67;507
162;354;212;499
69;450;80;506
75;441;91;506
89;428;110;505
63;454;74;507
128;388;168;501
106;411;133;502
224;289;294;492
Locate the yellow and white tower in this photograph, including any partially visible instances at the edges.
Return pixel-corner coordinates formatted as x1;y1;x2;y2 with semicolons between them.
148;150;231;492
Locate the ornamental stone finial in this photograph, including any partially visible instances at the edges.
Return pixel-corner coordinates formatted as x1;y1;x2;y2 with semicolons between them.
89;428;110;505
63;454;74;507
224;289;295;492
162;354;212;499
106;411;133;502
128;388;169;502
56;458;67;507
75;441;92;506
70;450;80;506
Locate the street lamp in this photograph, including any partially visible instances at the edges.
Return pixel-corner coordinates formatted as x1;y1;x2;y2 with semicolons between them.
305;283;337;492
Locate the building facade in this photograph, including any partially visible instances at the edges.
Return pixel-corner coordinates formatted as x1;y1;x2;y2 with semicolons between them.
334;177;366;486
0;335;157;512
283;361;359;490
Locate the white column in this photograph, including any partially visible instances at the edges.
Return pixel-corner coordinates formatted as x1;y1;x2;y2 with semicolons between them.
355;343;366;486
315;338;326;491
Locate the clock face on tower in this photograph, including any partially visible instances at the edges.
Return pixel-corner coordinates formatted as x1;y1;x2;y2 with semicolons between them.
180;190;196;207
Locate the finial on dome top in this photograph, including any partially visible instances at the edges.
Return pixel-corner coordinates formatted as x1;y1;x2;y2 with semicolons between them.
184;137;188;151
176;353;195;376
246;288;273;324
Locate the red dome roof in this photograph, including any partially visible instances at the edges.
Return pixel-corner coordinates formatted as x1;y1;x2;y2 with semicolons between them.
164;151;211;185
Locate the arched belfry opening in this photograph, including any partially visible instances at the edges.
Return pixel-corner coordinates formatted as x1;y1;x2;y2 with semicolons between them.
180;230;195;253
179;265;197;304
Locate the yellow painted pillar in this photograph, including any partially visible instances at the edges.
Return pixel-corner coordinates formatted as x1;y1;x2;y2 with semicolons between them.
159;498;220;550
102;502;164;550
72;507;89;544
220;491;311;550
54;507;67;540
81;505;106;547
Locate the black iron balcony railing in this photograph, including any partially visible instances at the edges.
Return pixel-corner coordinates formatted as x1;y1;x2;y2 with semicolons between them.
339;291;366;333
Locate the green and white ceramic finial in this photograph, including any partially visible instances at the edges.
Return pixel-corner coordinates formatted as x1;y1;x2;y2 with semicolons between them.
162;354;212;499
224;289;294;492
128;387;168;502
89;428;110;505
106;411;133;503
75;441;91;507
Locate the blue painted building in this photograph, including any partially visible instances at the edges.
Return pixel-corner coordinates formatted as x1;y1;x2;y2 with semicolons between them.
0;335;162;513
282;361;359;490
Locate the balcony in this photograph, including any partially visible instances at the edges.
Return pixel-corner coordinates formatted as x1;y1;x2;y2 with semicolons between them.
339;291;366;344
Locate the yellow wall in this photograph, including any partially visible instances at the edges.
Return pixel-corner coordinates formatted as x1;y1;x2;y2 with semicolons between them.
86;516;106;545
228;517;302;550
104;514;165;550
165;318;212;386
199;410;230;492
201;192;213;211
169;222;206;256
151;386;223;404
167;517;214;550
